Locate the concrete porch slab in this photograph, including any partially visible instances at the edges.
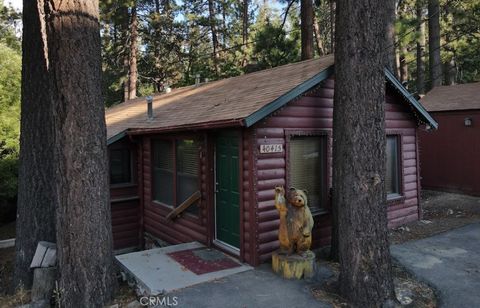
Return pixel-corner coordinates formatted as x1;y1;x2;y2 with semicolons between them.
115;242;252;295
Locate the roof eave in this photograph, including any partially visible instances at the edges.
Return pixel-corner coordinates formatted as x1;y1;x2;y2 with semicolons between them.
244;65;335;127
107;131;127;146
384;68;439;129
124;118;245;137
107;64;436;144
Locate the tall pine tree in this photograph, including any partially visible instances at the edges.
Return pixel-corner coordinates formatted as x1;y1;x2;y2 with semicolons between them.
333;0;395;305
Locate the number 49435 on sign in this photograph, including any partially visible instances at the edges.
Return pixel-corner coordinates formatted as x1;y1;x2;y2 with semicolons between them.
259;144;283;154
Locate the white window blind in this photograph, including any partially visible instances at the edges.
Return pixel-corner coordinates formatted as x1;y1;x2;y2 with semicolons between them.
289;136;326;211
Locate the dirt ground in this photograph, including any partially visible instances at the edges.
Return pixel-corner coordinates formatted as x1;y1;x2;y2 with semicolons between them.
0;190;478;307
0;248;16;302
0;222;15;241
389;190;480;244
0;221;16;301
312;261;436;308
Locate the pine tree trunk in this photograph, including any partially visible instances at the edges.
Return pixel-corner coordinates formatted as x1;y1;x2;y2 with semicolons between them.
416;3;426;95
45;0;116;306
400;45;409;83
301;0;314;60
443;5;456;86
128;5;138;100
444;57;456;85
330;0;335;53
221;0;227;46
208;0;220;76
14;0;56;289
123;54;129;102
386;0;397;75
327;0;337;261
313;12;325;56
428;0;442;88
333;0;395;305
242;0;248;67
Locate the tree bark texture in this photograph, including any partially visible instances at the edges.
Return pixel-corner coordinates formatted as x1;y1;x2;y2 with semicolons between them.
428;0;442;88
208;0;220;76
333;0;395;305
14;0;56;289
128;4;138;100
242;0;248;67
301;0;314;60
385;0;397;75
221;0;227;46
416;3;426;94
444;57;456;85
123;54;129;102
330;0;335;53
313;12;325;56
45;0;115;306
242;0;248;45
443;5;456;86
400;45;409;83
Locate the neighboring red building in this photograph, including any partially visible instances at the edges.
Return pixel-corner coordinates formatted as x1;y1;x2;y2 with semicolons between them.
106;55;437;266
419;82;480;196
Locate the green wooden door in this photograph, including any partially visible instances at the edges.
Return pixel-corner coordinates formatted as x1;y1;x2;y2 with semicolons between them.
215;132;240;249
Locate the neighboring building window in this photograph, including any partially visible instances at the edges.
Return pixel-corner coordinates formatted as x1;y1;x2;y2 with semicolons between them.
386;135;401;198
153;138;200;215
289;135;327;213
110;148;132;185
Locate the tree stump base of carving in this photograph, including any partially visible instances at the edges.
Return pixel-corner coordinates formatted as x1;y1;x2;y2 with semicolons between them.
272;250;316;279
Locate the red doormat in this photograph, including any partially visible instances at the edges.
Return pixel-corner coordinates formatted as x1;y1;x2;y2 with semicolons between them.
167;247;242;275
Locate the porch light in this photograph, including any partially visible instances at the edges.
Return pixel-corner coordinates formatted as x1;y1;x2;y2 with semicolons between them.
464;117;473;127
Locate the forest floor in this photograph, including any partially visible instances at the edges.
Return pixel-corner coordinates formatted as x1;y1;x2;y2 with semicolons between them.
390;190;480;244
0;222;15;241
0;190;479;307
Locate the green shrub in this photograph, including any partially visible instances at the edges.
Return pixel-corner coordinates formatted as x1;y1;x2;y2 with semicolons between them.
0;41;21;222
0;156;18;200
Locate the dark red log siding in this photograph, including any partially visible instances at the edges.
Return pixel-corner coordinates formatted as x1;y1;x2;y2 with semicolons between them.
242;130;256;265
109;138;141;251
419;110;480;196
141;134;209;246
251;78;421;264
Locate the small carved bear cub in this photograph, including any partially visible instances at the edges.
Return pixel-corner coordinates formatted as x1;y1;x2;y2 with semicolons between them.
274;186;314;255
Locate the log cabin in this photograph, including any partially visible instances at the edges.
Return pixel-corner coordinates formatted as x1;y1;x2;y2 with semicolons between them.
419;82;480;196
107;55;438;266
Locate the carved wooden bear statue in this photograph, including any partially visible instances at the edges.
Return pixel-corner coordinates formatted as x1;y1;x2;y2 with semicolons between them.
274;186;314;256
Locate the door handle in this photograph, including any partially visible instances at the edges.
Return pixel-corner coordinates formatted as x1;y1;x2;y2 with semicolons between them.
215;182;219;193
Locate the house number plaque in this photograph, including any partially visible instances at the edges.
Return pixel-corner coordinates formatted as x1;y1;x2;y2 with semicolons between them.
259;144;283;154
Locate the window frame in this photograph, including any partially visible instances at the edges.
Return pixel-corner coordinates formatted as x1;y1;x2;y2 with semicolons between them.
151;136;202;218
109;143;135;188
386;133;404;203
285;130;330;215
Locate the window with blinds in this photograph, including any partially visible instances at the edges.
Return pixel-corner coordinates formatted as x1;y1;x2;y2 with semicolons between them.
289;136;327;212
152;138;200;215
110;148;131;185
386;135;400;197
153;140;174;205
176;139;200;215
